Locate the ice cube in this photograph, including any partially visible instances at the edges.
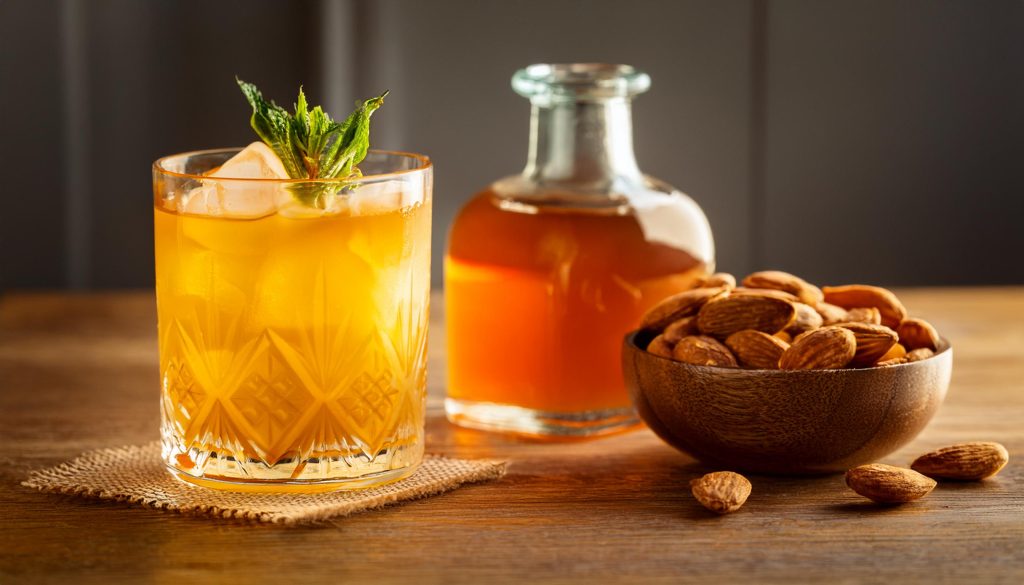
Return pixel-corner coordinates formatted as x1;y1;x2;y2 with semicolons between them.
277;180;409;220
210;141;289;180
180;142;288;218
348;180;407;216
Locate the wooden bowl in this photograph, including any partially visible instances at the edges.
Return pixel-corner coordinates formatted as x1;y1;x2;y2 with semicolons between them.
622;330;952;474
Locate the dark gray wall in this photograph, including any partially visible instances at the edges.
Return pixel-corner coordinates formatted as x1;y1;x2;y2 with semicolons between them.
1;0;1022;291
760;1;1024;285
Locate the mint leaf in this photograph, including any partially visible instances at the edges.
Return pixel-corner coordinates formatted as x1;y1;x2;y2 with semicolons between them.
235;78;306;179
322;91;388;180
236;78;388;207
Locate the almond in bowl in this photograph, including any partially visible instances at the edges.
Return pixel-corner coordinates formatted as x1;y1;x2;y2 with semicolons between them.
637;271;942;371
622;271;953;474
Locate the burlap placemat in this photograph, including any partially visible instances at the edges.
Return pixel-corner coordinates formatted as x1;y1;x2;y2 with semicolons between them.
22;442;505;524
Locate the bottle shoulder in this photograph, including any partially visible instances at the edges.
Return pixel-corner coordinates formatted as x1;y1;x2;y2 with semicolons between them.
448;176;715;269
465;173;707;217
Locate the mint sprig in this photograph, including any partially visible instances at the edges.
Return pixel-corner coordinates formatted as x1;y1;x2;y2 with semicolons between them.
236;77;387;207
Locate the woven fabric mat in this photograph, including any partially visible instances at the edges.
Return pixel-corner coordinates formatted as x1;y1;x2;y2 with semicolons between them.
22;442;505;525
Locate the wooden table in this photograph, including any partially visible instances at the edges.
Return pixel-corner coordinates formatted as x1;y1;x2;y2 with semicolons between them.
1;289;1022;583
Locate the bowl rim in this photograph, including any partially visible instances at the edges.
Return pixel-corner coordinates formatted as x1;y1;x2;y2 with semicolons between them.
624;329;952;375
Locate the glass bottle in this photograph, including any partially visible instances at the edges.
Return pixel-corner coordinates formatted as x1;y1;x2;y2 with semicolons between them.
445;64;714;437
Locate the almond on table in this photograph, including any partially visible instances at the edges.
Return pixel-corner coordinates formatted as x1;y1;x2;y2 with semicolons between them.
845;464;936;504
690;471;752;514
911;442;1009;481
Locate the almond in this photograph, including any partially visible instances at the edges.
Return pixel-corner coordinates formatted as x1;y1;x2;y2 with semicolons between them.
815;302;848;326
835;322;899;367
694;272;737;290
878;343;907;362
725;330;789;369
742;270;824;305
779;326;856;370
662;316;698;344
696;295;796;338
643;272;943;373
906;348;935;362
646;334;675;359
822;285;907;329
911;442;1009;481
876;357;908;367
690;471;752;514
785;302;824;336
844;307;882;325
673;335;738;367
730;287;800;303
845;464;936;503
898;318;940;351
791;329;814;344
640;286;729;331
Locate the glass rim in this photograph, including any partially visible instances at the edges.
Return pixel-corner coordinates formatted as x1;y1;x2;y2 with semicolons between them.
153;147;432;183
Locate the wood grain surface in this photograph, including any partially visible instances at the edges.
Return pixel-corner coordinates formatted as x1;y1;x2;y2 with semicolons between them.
1;288;1022;584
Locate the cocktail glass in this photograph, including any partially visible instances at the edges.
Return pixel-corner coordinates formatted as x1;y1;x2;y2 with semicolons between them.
153;148;432;491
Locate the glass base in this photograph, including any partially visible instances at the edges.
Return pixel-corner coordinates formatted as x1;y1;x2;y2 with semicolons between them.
445;398;640;438
163;437;423;493
167;462;419;494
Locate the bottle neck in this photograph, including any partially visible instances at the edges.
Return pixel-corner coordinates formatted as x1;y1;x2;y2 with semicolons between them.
523;98;643;192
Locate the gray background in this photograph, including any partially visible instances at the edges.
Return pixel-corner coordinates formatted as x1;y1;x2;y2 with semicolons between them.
2;0;1022;291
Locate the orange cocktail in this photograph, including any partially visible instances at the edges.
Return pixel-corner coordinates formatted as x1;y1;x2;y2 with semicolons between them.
154;148;432;491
